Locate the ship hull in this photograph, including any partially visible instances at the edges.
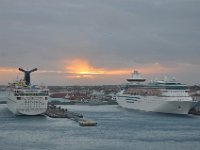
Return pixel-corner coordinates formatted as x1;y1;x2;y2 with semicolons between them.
116;95;198;114
7;95;48;115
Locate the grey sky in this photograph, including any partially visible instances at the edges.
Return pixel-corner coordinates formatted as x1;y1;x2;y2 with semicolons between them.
0;0;200;85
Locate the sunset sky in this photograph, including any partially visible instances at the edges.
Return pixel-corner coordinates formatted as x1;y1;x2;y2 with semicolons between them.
0;0;200;86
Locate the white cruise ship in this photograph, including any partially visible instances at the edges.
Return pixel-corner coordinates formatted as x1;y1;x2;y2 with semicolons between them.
116;70;199;114
7;68;49;115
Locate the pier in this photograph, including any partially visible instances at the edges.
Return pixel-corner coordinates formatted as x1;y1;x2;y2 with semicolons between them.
45;105;97;126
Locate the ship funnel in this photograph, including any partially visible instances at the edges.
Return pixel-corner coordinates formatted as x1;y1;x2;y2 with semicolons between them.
19;68;37;85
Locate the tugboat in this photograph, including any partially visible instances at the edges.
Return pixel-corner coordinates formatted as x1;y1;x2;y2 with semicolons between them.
7;68;49;115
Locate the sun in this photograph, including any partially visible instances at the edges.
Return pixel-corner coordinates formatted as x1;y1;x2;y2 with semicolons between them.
65;59;131;78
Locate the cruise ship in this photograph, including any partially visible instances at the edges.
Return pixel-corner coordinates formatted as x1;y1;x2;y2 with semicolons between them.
116;70;199;114
7;68;49;115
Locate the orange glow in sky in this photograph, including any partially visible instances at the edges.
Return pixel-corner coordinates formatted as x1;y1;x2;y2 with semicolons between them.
134;63;175;75
65;59;131;78
0;61;175;85
64;59;173;79
0;67;18;73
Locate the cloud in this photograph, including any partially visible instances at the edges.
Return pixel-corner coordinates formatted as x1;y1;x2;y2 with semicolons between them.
0;0;200;85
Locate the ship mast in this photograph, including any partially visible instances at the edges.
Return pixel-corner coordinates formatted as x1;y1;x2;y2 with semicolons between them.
19;68;37;85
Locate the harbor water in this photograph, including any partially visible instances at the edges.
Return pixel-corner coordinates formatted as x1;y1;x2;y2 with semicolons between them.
1;95;200;150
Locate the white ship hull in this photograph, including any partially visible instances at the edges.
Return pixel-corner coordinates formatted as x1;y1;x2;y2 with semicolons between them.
116;94;198;114
7;95;48;115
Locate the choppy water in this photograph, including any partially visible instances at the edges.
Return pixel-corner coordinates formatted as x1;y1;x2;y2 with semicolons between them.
1;96;200;150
